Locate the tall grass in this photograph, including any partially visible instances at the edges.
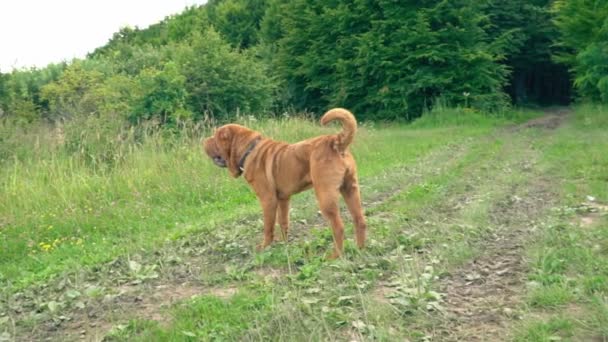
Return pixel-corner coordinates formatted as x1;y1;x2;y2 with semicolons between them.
515;104;608;340
0;109;515;289
411;99;539;128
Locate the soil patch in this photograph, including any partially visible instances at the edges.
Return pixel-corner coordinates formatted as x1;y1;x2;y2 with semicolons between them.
429;112;566;341
434;178;556;341
512;107;570;131
576;201;608;227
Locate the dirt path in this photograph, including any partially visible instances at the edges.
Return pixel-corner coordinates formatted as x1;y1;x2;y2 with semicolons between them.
4;134;473;342
3;110;572;341
428;112;568;341
434;178;556;341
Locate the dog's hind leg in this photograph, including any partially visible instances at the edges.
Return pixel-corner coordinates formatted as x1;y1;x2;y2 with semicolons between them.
311;151;348;259
340;171;366;249
312;180;345;259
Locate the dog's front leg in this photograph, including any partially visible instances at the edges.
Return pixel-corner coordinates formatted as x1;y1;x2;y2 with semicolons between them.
257;195;278;251
277;198;290;241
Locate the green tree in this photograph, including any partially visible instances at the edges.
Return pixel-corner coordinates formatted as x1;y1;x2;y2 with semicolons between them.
41;61;107;119
175;28;276;119
1;64;65;121
271;0;510;119
207;0;268;49
90;6;209;58
553;0;608;102
0;72;9;116
130;62;192;124
485;0;571;105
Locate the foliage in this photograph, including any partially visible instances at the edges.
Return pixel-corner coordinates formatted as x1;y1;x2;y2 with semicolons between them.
269;0;511;120
553;0;608;102
40;60;107;119
90;6;209;57
485;0;571;105
174;28;276;119
130;62;192;124
206;0;268;49
8;22;273;124
0;64;65;122
0;0;603;124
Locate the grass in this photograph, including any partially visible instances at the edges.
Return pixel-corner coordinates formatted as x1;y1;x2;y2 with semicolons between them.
202;115;551;340
2;105;608;341
514;317;576;342
106;291;273;341
0;109;499;290
513;104;608;340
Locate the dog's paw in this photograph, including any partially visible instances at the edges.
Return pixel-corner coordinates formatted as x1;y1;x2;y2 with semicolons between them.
326;251;342;260
256;242;271;251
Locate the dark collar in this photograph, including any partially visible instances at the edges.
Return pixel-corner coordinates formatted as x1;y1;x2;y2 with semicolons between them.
238;137;261;173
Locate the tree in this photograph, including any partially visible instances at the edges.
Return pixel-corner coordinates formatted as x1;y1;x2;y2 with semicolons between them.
270;0;510;120
206;0;268;49
1;64;65;121
553;0;608;102
41;60;107;119
0;72;9;116
130;62;192;124
485;0;571;105
175;28;276;119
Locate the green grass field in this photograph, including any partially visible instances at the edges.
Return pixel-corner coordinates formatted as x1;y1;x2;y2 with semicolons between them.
1;105;607;341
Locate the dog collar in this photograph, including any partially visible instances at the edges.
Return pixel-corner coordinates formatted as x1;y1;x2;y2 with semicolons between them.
238;137;261;172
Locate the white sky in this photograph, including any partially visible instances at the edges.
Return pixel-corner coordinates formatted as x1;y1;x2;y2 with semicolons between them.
0;0;207;72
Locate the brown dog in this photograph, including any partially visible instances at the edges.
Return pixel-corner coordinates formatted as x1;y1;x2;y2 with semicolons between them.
203;108;366;258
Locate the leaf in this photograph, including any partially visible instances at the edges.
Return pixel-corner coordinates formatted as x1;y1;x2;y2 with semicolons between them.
0;332;11;342
74;301;86;309
305;287;321;294
352;320;367;330
85;285;103;298
111;324;127;332
128;260;142;273
465;272;481;281
426;290;442;300
301;298;320;305
66;289;81;299
0;316;9;325
337;295;354;305
426;301;444;312
47;301;61;313
182;331;197;337
389;297;411;307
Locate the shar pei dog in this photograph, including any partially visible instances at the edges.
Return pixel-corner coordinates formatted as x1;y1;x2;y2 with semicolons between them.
203;108;366;259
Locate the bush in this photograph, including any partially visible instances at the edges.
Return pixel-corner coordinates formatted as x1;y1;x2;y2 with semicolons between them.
40;60;107;119
268;0;510;120
175;28;276;120
130;62;192;125
553;0;608;102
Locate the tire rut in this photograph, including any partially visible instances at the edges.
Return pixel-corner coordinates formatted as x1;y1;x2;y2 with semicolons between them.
429;112;568;341
435;178;556;341
5;136;473;342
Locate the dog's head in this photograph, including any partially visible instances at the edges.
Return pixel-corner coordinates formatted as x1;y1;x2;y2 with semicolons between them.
203;124;260;178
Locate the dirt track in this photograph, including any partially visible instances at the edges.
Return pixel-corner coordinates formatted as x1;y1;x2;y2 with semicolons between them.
4;110;574;341
429;109;569;341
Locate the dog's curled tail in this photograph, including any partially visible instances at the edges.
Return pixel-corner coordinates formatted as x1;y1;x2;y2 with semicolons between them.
320;108;357;152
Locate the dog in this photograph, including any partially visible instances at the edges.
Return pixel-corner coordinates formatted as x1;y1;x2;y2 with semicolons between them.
202;108;366;259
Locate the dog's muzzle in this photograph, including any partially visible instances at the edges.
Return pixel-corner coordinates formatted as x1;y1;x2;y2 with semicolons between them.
213;156;227;167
